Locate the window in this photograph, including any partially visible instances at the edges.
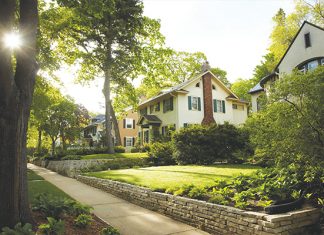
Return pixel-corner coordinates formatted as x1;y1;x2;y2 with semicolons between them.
125;137;133;147
188;96;201;111
150;105;154;114
163;97;173;113
307;60;319;71
124;118;134;129
304;33;311;48
212;85;216;90
196;82;200;87
233;104;244;110
140;107;147;116
321;58;324;65
144;130;149;143
213;99;225;113
155;102;160;112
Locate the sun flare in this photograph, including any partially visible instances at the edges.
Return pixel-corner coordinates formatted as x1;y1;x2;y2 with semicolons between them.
3;32;22;49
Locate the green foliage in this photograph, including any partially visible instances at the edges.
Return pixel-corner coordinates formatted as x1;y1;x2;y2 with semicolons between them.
0;223;34;235
32;194;67;219
188;186;207;200
173;123;250;165
61;155;82;160
32;193;92;219
100;227;120;235
148;142;176;166
245;68;324;202
38;217;64;235
230;78;255;102
74;214;93;228
114;146;125;153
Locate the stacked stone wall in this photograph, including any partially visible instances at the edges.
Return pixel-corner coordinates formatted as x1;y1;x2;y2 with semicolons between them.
77;175;321;235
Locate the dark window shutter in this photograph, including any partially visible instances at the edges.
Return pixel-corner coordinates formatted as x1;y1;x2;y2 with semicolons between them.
123;119;126;128
170;97;173;110
198;97;201;111
188;96;192;110
184;123;188;128
222;100;226;113
163;100;166;113
133;119;135;129
215;99;218;112
124;137;126;147
132;137;135;146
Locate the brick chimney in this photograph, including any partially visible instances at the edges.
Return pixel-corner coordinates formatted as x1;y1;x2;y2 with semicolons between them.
201;61;216;125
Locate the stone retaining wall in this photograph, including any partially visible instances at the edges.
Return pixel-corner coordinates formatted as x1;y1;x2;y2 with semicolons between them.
33;159;112;177
77;175;321;235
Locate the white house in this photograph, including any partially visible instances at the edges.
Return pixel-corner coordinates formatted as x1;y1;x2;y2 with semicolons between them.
249;21;324;112
137;65;248;144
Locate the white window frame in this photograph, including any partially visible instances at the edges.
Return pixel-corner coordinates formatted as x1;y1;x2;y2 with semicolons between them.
125;137;133;147
125;118;133;129
216;100;222;113
191;96;199;111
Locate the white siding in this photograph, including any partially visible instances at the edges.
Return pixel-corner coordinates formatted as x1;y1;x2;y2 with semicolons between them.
278;24;324;74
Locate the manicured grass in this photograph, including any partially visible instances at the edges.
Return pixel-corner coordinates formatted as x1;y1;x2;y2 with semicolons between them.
81;152;148;160
28;170;72;204
86;164;260;191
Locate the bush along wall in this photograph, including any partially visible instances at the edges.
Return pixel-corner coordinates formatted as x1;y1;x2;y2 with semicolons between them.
172;123;252;165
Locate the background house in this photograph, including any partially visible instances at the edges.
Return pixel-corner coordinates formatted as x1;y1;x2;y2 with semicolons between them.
82;108;139;151
137;66;248;144
249;21;324;112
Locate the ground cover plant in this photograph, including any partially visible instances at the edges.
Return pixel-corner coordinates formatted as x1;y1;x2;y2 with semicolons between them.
22;170;120;235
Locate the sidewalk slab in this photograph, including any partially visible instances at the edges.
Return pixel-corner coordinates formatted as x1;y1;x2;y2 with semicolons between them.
28;164;210;235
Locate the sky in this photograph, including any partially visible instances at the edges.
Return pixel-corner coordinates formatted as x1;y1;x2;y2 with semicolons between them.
59;0;295;114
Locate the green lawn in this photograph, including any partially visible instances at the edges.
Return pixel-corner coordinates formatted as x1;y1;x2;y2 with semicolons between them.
28;170;72;204
86;165;259;191
81;152;148;160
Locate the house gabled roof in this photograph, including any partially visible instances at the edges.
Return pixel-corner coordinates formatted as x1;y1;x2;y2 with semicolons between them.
260;21;324;87
248;82;264;94
137;115;162;125
138;70;240;108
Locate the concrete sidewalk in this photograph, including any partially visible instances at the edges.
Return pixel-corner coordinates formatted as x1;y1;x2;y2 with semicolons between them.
28;164;210;235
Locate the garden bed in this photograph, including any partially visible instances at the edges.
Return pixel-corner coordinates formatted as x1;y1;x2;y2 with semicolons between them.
77;175;321;235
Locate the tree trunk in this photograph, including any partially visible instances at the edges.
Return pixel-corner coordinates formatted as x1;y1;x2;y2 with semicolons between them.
0;0;38;228
51;138;56;156
37;128;42;152
110;102;121;146
104;69;115;154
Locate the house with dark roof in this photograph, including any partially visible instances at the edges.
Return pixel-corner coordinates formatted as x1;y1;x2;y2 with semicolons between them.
249;21;324;112
82;108;139;150
137;64;248;144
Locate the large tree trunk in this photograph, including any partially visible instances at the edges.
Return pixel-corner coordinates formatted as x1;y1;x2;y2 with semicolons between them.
104;69;115;154
37;128;42;152
110;102;122;146
0;0;38;228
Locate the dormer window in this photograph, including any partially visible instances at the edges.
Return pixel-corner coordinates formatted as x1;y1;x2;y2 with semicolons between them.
212;85;216;90
196;82;200;87
304;33;311;48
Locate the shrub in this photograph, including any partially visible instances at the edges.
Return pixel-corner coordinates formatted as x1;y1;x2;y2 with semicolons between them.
63;200;92;216
173;184;194;196
148;142;176;166
32;194;67;219
1;223;34;235
173;123;249;165
38;217;64;235
130;147;140;153
74;214;93;228
188;186;207;200
61;155;81;160
100;227;120;235
114;146;125;153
